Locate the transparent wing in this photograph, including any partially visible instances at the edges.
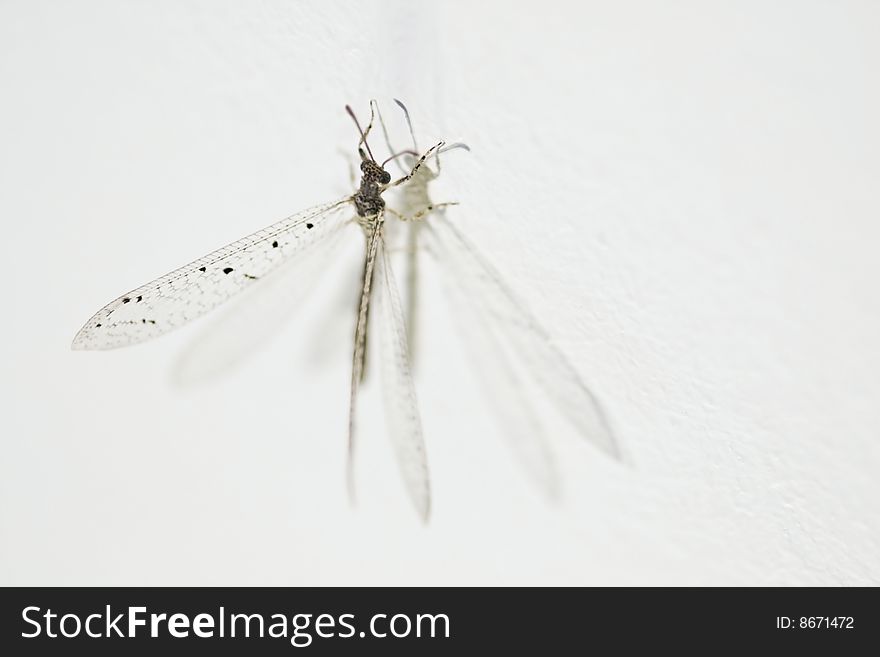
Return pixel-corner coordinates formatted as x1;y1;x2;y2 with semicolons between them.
377;236;431;521
172;224;351;385
72;197;354;350
424;215;622;461
403;221;423;367
347;215;383;505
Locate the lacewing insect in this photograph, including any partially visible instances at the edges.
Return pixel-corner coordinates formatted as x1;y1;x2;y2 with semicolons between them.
72;101;445;519
73;100;622;522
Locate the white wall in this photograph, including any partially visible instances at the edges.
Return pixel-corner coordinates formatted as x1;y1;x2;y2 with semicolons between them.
1;0;878;585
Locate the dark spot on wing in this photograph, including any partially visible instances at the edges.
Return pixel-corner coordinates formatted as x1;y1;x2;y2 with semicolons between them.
244;274;258;280
122;298;131;304
198;266;206;272
306;223;314;229
272;240;278;248
223;267;234;274
96;323;102;328
136;295;142;303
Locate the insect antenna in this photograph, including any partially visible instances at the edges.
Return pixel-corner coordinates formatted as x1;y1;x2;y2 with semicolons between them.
382;149;420;167
345;103;376;162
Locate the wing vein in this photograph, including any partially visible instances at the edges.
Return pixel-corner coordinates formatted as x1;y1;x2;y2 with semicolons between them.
73;197;353;350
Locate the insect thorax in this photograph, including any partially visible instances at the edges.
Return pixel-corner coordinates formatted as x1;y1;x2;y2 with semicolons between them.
354;159;391;217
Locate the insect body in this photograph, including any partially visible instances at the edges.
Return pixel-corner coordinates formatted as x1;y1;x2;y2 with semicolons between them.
73;101;446;521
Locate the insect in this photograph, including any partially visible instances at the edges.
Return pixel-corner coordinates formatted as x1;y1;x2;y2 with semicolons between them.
73;101;622;521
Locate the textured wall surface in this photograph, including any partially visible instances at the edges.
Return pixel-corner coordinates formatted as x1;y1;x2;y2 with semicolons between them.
1;0;878;585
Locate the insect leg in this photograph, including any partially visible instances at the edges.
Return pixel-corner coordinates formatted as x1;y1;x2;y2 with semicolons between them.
384;142;444;189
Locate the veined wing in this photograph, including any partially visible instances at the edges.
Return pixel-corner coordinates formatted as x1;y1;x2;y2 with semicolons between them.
424;215;622;461
172;225;351;385
72;198;354;350
403;220;423;368
377;236;430;521
347;214;383;504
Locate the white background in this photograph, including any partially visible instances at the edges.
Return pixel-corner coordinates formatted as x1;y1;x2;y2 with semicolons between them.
1;0;878;585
